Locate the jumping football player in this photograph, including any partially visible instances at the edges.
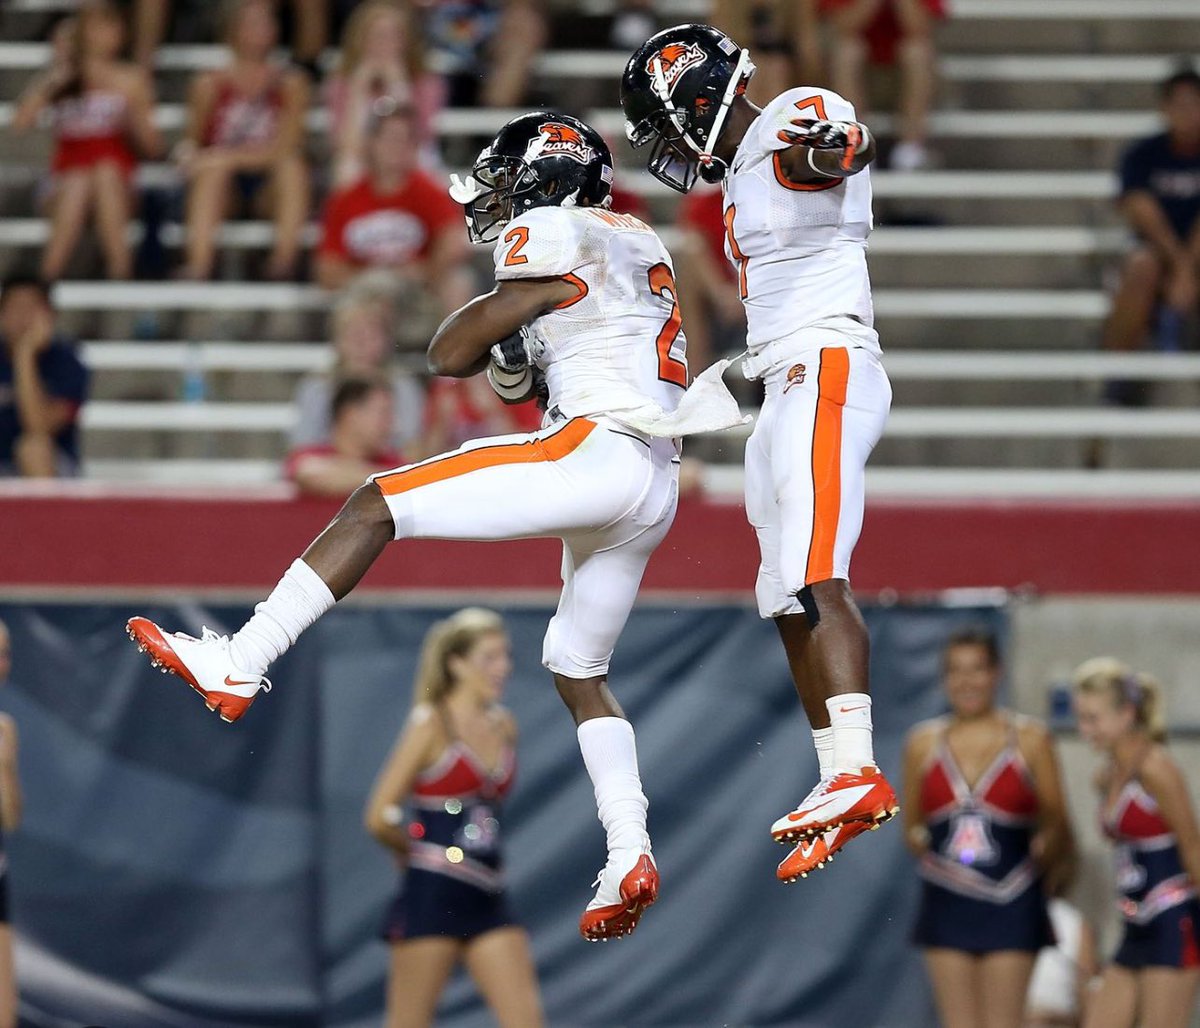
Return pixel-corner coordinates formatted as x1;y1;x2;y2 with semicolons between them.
622;24;898;882
127;111;720;942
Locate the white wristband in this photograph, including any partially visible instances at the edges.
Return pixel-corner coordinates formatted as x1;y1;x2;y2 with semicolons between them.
486;361;534;402
806;147;842;179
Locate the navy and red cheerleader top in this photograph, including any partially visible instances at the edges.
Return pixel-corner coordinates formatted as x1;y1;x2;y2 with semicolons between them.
405;732;516;893
1104;774;1197;925
919;720;1042;903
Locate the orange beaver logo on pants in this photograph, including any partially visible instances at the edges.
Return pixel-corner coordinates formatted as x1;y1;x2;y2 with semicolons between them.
783;363;807;393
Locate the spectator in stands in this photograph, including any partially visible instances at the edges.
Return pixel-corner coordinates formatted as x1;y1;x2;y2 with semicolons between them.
175;0;312;281
325;0;444;187
0;617;21;1028
0;275;89;479
315;103;473;341
291;285;426;453
421;0;546;108
12;0;161;281
285;376;406;497
820;0;943;171
711;0;822;107
1073;659;1200;1028
1101;69;1200;389
674;183;746;374
131;0;328;78
422;374;541;455
903;627;1075;1028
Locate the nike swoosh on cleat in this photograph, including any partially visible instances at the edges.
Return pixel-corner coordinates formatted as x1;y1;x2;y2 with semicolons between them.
223;675;259;688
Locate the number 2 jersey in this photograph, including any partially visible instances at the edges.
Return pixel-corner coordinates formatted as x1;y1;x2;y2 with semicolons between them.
492;205;688;426
722;87;880;357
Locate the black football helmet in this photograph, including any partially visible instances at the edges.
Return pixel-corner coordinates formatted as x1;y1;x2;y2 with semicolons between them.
620;24;756;193
449;112;614;243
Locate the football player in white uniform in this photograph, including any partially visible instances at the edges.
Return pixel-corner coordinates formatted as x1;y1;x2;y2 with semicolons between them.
622;24;898;882
126;112;742;941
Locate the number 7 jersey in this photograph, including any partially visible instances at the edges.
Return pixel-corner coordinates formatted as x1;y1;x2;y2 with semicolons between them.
493;205;688;425
722;87;880;357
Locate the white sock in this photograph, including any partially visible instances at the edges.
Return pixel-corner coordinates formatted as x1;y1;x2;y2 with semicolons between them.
827;693;875;773
230;559;335;675
812;726;835;778
577;717;649;853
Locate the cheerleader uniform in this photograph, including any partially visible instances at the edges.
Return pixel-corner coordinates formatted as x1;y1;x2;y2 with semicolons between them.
1104;773;1200;969
914;718;1053;952
52;87;136;179
384;719;517;942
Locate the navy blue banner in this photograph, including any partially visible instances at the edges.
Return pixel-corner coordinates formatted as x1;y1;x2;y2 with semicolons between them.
0;600;1006;1027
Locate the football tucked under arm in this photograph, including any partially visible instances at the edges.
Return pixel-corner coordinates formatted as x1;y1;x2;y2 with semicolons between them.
486;325;546;405
427;277;573;377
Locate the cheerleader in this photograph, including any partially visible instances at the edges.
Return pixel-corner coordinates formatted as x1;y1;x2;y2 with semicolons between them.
1074;658;1200;1028
904;627;1075;1028
364;609;542;1028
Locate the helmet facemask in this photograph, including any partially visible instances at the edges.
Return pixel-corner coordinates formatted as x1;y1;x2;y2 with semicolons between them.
452;150;540;244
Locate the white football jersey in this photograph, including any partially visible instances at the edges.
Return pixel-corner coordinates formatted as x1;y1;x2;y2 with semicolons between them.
493;206;688;424
722;87;880;356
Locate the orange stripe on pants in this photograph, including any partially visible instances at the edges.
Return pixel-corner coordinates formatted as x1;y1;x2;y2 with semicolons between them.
805;348;850;585
374;418;596;497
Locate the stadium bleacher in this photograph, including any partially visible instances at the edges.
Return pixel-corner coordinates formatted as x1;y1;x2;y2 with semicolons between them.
1;1;1199;494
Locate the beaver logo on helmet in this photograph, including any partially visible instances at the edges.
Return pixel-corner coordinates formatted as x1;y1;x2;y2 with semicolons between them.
536;122;596;164
646;42;706;95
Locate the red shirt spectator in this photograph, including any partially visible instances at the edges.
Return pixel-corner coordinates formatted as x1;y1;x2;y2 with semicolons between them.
315;105;470;307
286;376;407;497
318;171;459;269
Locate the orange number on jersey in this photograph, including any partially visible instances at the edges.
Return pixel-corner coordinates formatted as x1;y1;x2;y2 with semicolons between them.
792;94;828;121
723;204;749;300
647;262;688;388
502;226;530;266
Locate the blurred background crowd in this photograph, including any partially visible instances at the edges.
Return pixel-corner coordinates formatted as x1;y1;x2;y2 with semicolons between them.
2;0;1195;491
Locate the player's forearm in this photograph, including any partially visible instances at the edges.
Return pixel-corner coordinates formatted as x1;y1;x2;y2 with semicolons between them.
429;290;531;377
805;131;875;178
1121;194;1187;264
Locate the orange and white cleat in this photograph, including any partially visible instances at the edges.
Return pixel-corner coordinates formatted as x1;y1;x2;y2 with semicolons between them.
579;847;659;942
126;616;271;723
776;820;872;882
771;765;899;845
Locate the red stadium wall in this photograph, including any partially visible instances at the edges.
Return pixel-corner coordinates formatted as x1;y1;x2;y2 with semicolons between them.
0;491;1195;594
